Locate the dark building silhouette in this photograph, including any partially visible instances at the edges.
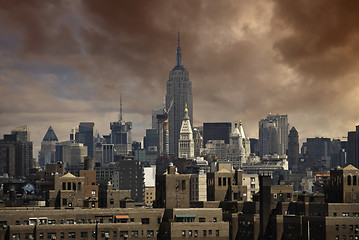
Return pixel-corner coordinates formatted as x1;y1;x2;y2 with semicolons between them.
76;122;94;157
166;31;193;157
288;127;299;172
203;122;232;147
347;126;359;168
0;126;33;177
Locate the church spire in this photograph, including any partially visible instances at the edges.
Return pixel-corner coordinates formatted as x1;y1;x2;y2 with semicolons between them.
176;28;182;67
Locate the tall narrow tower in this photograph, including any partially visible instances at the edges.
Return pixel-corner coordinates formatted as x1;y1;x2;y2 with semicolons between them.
178;105;194;159
166;30;193;156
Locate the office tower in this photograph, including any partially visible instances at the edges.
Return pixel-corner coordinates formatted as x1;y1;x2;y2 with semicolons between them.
152;107;163;129
178;106;194;159
250;138;260;156
259;114;288;156
110;98;132;156
76;122;94;157
259;119;278;156
2;126;33;177
287;127;299;172
11;125;30;142
203;122;232;147
0;141;15;176
166;30;193;156
144;129;158;152
347;126;359;168
305;137;332;170
55;141;87;167
39;126;58;167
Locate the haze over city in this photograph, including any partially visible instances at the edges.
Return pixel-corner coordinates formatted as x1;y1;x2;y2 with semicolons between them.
1;0;359;153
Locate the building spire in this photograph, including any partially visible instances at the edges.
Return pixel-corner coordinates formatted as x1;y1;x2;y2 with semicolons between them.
176;27;182;66
119;94;123;122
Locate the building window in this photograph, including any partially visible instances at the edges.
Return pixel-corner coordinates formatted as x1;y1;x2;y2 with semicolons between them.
189;230;192;237
182;180;186;190
147;230;154;238
141;218;150;224
199;218;206;222
354;176;357;185
182;230;186;237
62;182;66;190
62;198;67;206
12;234;20;240
68;232;76;239
343;212;350;217
110;199;114;204
120;231;128;238
250;177;255;182
80;232;88;238
208;230;212;235
287;193;291;199
60;232;64;239
216;230;219;236
68;182;71;190
334;212;337;217
218;177;222;186
113;231;117;238
73;182;76;190
223;177;227;186
25;233;34;239
130;218;134;222
213;217;217;222
157;218;161;224
336;225;339;230
194;230;198;237
348;176;352;185
131;231;138;237
91;190;96;195
203;230;207;236
48;233;56;239
251;184;255;189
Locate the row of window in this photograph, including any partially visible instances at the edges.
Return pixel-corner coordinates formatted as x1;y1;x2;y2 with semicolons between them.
12;230;156;240
333;212;359;217
335;224;359;232
181;229;219;237
13;217;161;225
335;236;359;240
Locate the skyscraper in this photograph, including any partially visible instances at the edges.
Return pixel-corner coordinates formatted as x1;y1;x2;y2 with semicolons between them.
110;96;132;156
259;114;288;156
77;122;95;157
287;127;299;172
347;126;359;168
39;126;58;166
166;30;193;157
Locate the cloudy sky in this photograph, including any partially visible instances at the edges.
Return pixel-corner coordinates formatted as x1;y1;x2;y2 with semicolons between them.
1;0;359;154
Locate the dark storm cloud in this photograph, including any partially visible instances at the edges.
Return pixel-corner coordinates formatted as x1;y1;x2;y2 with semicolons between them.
272;0;359;80
1;0;359;153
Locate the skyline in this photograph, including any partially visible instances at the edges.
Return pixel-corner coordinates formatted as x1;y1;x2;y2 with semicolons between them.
1;1;359;154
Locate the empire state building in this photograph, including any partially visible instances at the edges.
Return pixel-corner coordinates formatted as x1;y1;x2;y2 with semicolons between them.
166;31;193;157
